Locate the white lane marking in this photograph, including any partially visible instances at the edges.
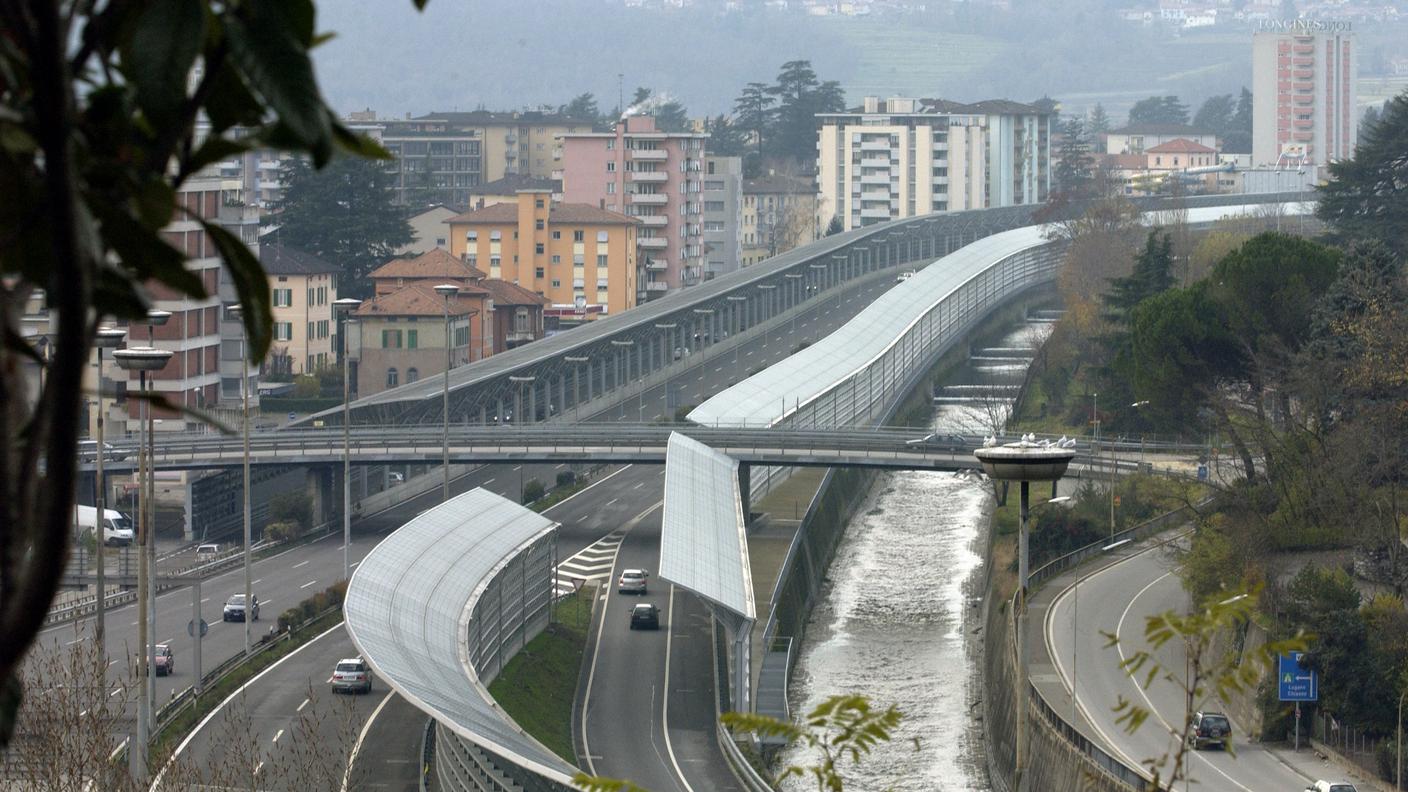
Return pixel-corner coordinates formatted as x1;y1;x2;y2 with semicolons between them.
300;580;317;589
252;579;262;585
271;728;284;744
512;465;521;471
350;561;361;569
555;464;566;469
342;689;396;792
200;597;209;604
483;478;496;485
604;498;618;507
1115;573;1256;792
150;621;346;789
297;698;309;713
292;560;310;569
253;761;264;776
65;637;84;646
542;466;631;515
632;482;645;490
661;585;696;792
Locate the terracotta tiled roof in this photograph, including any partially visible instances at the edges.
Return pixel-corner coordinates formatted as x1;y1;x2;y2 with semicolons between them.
353;283;487;318
447;202;639;226
260;244;337;275
1145;137;1217;154
482;278;549;306
369;247;487;281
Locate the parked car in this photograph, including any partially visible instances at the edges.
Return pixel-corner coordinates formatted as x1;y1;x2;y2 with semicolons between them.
629;603;660;630
151;644;173;676
75;505;134;546
1305;782;1358;792
329;657;374;694
1187;710;1231;750
617;569;649;594
222;593;259;622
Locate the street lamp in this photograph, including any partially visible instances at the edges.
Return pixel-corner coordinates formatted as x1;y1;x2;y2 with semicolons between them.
333;297;362;581
565;355;589;418
972;436;1076;788
692;307;714;351
140;309;168;718
112;344;171;782
92;326;125;648
227;304;254;658
434;284;460;501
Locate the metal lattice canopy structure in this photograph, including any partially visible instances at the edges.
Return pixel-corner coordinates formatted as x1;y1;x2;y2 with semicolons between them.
659;432;756;621
688;199;1318;430
343;488;575;784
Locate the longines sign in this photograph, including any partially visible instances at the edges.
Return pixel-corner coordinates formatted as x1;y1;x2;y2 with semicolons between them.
1258;19;1352;33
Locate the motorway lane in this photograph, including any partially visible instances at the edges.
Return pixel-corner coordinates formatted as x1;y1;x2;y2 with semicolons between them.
123;269;900;783
1046;544;1312;791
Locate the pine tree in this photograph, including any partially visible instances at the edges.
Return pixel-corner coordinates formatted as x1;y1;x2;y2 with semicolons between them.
733;82;776;163
271;156;414;299
1104;230;1176;324
768;61;845;163
1317;90;1408;258
1088;103;1111;136
1053;118;1095;198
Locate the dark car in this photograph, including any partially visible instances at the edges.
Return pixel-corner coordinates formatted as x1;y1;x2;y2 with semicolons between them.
222;593;259;622
1188;711;1232;750
629;603;660;630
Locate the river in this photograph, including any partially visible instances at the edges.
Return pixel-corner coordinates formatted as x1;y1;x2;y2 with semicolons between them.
780;321;1049;791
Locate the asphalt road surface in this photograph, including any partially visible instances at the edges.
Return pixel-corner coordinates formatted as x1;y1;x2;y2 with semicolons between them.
38;269;900;787
1045;542;1314;791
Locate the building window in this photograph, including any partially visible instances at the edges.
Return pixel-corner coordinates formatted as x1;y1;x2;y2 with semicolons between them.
535;219;544;230
274;322;292;341
490;255;501;268
535;198;544;208
597;231;608;242
307;321;314;340
273;289;292;307
551;279;561;287
490;230;501;240
386;367;399;387
552;254;561;264
535;267;545;278
552;230;561;239
606;140;614;150
382;329;402;348
606;161;616;172
406;367;419;383
407;329;418;349
467;254;477;267
454;326;468;346
705;200;724;212
573;230;585;242
467;230;478;241
514;308;530;333
607;182;615;194
535;243;544;254
597;254;608;267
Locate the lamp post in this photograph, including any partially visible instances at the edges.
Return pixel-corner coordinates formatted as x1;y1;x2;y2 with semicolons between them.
141;309;169;717
610;339;635;420
509;375;535;500
692;307;714;353
565;355;589;418
227;304;254;657
92;327;125;648
757;283;776;326
973;437;1076;788
784;273;803;338
434;284;460;501
112;345;172;782
1397;689;1404;792
333;298;362;581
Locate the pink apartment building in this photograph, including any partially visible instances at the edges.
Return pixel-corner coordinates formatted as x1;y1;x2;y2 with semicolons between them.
562;116;706;300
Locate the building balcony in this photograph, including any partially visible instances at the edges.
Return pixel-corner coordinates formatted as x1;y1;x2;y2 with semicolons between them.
629;171;668;183
1293;119;1313;129
1292;69;1313;79
631;149;668;161
638;236;669;249
859;172;889;185
645;260;669;271
572;278;585;288
638;214;668;226
630;193;668;205
859;139;891;152
860;206;892;219
646;281;669;292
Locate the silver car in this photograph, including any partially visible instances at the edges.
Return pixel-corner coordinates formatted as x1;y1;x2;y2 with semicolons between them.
617;568;649;595
329;658;373;694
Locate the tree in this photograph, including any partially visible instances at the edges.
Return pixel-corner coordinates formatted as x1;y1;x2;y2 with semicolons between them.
653;99;690;133
271;156;414;299
1359;104;1381;145
561;92;601;124
1192;94;1235;136
705;115;747;157
1128;95;1190;126
1103;231;1176;324
734;82;777;164
1087;102;1112;136
0;0;405;747
1223;88;1254;153
768;61;845;163
1317;90;1408;259
631;86;652;108
1052;118;1095;199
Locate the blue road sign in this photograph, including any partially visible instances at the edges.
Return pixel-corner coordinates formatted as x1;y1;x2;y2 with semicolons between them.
1278;652;1318;702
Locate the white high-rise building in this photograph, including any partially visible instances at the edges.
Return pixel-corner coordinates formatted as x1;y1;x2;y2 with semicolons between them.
1252;20;1358;167
816;97;1051;232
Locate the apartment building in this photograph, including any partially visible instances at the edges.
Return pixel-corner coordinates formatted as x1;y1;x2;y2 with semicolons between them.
562;115;707;299
395;204;463;257
367;248;494;361
352;284;483;398
261;244;339;375
465;175;563;211
817;96;1051;231
742;172;819;267
1252;20;1358;167
1102;124;1219;155
701;156;743;280
446;191;640;319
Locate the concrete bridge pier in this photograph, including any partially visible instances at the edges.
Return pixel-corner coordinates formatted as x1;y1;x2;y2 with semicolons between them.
309;464;336;530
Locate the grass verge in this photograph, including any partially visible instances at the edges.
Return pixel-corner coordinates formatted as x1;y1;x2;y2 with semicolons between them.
150;609;342;760
487;586;596;763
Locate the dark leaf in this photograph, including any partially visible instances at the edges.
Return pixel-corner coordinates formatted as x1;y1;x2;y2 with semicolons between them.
202;60;265;134
225;0;332;165
133;178;175;229
122;0;206;127
0;675;20;747
331;118;391;159
199;219;273;359
92;202;206;298
92;266;155;321
270;0;317;47
411;0;430;9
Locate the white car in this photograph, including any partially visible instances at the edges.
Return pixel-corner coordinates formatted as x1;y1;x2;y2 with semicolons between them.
617;569;649;594
329;657;373;694
1305;783;1358;792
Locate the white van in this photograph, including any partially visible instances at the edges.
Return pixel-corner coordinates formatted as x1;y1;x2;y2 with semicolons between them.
75;505;135;546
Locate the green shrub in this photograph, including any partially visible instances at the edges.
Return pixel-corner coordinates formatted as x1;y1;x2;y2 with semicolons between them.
269;491;312;531
277;607;301;633
522;479;546;504
555;471;576;488
292;374;320;398
265;521;298;542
